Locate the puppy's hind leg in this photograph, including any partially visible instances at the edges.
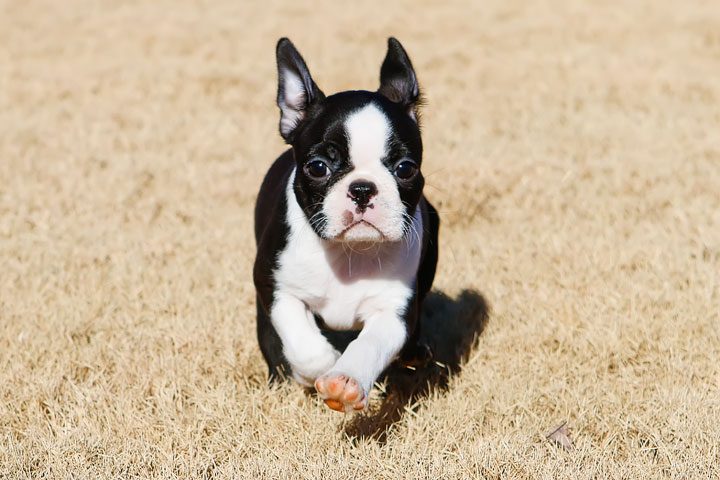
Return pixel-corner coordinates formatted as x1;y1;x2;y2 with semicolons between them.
256;295;290;382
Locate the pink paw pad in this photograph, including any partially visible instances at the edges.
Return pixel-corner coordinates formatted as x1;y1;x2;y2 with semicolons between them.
314;373;367;413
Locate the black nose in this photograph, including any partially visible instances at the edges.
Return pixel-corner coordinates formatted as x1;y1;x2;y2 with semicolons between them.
348;180;378;207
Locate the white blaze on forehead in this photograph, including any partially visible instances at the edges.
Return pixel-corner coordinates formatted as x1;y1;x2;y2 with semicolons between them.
344;104;390;170
321;102;405;241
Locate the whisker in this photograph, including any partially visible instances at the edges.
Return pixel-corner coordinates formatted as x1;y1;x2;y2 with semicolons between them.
422;166;449;179
423;182;447;193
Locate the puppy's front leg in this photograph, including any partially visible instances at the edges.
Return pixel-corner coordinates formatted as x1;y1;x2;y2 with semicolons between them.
315;313;407;412
271;293;340;386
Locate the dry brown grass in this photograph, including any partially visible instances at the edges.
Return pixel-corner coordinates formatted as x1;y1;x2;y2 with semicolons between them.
1;0;720;478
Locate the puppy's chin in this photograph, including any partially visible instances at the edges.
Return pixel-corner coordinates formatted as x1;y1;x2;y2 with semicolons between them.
336;222;386;244
319;220;408;246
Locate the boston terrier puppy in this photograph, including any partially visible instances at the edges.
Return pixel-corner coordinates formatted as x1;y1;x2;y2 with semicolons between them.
253;37;439;413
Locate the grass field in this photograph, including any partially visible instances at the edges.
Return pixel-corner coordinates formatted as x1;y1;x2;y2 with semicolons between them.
1;0;719;478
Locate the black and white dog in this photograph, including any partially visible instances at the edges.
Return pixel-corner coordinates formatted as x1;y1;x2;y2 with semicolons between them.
253;37;439;413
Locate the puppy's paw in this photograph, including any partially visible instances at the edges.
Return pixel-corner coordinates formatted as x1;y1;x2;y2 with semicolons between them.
289;347;340;387
314;372;367;413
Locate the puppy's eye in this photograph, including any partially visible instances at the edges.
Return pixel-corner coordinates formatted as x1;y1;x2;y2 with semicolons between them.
304;159;330;179
394;160;418;180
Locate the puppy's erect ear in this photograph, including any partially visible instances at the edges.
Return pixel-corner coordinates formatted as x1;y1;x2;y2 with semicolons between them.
378;37;420;120
276;38;325;142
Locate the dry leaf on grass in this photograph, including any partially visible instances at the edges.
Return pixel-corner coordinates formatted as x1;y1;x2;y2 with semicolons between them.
546;422;574;452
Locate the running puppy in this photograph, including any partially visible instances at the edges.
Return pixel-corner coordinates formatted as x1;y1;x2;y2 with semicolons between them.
254;37;439;412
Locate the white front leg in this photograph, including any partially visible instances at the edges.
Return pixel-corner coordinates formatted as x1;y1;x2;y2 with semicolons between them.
315;313;407;412
270;293;340;386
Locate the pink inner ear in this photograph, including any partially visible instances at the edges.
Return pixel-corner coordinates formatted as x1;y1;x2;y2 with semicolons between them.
279;68;308;136
281;69;306;109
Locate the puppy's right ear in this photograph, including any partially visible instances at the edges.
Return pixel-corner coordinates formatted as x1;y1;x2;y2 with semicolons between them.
276;38;324;143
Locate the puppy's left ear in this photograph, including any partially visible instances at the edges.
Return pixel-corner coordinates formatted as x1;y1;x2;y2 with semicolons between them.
378;37;421;121
276;38;325;142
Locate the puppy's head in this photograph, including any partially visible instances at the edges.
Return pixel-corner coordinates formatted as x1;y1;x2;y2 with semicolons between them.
275;37;424;244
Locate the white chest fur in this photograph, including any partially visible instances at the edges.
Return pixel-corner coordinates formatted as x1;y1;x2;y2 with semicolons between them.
274;170;422;330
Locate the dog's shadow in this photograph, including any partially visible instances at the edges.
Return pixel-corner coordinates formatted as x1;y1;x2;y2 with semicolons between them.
320;289;490;442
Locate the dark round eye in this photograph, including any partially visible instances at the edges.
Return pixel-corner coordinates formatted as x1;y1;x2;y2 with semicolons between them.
394;160;418;180
304;159;330;179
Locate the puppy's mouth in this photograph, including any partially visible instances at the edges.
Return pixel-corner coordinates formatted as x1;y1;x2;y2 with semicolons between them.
337;220;386;241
